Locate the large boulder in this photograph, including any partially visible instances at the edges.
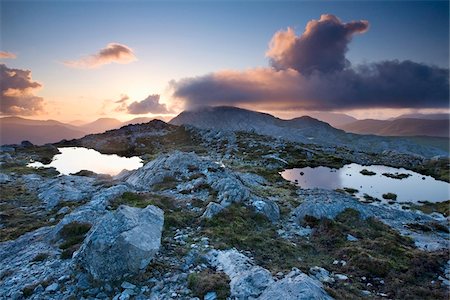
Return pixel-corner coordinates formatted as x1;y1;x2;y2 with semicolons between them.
258;269;333;300
75;205;164;281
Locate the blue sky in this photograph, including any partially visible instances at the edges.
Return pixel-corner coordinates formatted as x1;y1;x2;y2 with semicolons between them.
1;0;449;121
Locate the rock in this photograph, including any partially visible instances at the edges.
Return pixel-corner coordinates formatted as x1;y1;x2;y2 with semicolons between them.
258;271;333;300
250;199;280;222
121;281;137;290
208;249;333;299
309;266;334;283
334;274;348;280
21;140;34;147
346;234;358;241
75;205;164;281
0;173;11;183
292;189;449;251
204;291;217;300
35;175;96;209
208;249;273;299
57;206;70;215
45;283;59;292
123;151;279;222
202;202;226;219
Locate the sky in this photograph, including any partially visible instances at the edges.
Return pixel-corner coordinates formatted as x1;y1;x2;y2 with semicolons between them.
0;0;449;122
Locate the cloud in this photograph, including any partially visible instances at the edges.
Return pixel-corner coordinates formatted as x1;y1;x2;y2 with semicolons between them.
171;14;449;111
0;64;45;115
127;94;172;114
64;43;136;69
0;51;17;59
267;14;369;74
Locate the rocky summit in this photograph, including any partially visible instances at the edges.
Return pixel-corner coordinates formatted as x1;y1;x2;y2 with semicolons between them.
0;112;449;300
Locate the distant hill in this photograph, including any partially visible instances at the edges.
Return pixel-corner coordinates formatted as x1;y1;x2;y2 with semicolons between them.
391;113;449;120
169;106;445;157
79;118;123;134
303;112;358;127
339;118;449;137
0;117;86;145
0;116;168;145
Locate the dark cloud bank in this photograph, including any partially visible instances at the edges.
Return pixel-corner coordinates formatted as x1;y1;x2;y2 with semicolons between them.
171;14;449;111
0;64;44;115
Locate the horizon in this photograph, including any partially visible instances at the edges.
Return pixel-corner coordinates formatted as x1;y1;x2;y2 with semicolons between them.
1;1;449;123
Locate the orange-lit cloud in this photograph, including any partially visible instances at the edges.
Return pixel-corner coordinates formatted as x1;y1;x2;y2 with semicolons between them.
64;43;136;69
126;94;172;114
171;15;449;112
267;14;369;74
0;51;17;59
0;64;45;115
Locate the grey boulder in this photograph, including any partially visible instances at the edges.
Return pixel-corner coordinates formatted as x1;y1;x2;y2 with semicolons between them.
75;205;164;281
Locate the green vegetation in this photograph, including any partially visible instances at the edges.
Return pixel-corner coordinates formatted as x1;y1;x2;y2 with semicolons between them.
59;222;91;259
360;169;376;176
31;253;49;262
202;204;448;299
382;193;397;200
343;187;359;195
110;192;197;232
411;200;450;217
0;182;48;242
382;172;411;180
188;269;231;300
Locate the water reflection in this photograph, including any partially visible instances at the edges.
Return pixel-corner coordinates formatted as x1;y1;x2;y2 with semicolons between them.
281;163;450;203
28;147;143;176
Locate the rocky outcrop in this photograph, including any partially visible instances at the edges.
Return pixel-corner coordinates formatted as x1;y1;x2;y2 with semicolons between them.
293;189;449;251
75;205;164;281
123;151;280;221
208;249;274;298
207;249;333;300
23;174;96;209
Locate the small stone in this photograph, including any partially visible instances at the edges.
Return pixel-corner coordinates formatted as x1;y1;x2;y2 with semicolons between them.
45;283;59;293
204;291;217;300
58;275;70;282
334;274;348;280
361;290;371;296
57;206;70;215
121;281;136;290
96;292;108;299
346;234;358;241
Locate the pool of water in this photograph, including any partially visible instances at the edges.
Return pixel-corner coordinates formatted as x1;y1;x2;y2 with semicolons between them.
281;163;450;203
28;147;143;176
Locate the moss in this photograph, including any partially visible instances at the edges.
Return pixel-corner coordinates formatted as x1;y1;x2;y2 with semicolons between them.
382;172;411;180
0;182;50;241
152;176;178;191
343;187;359;195
411;200;450;217
188;269;230;300
31;253;49;262
382;192;397;200
59;222;91;259
360;169;376;176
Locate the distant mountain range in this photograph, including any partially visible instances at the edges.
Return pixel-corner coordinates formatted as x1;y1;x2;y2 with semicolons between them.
170;106;446;156
1;108;448;145
0;116;156;145
338;118;449;137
